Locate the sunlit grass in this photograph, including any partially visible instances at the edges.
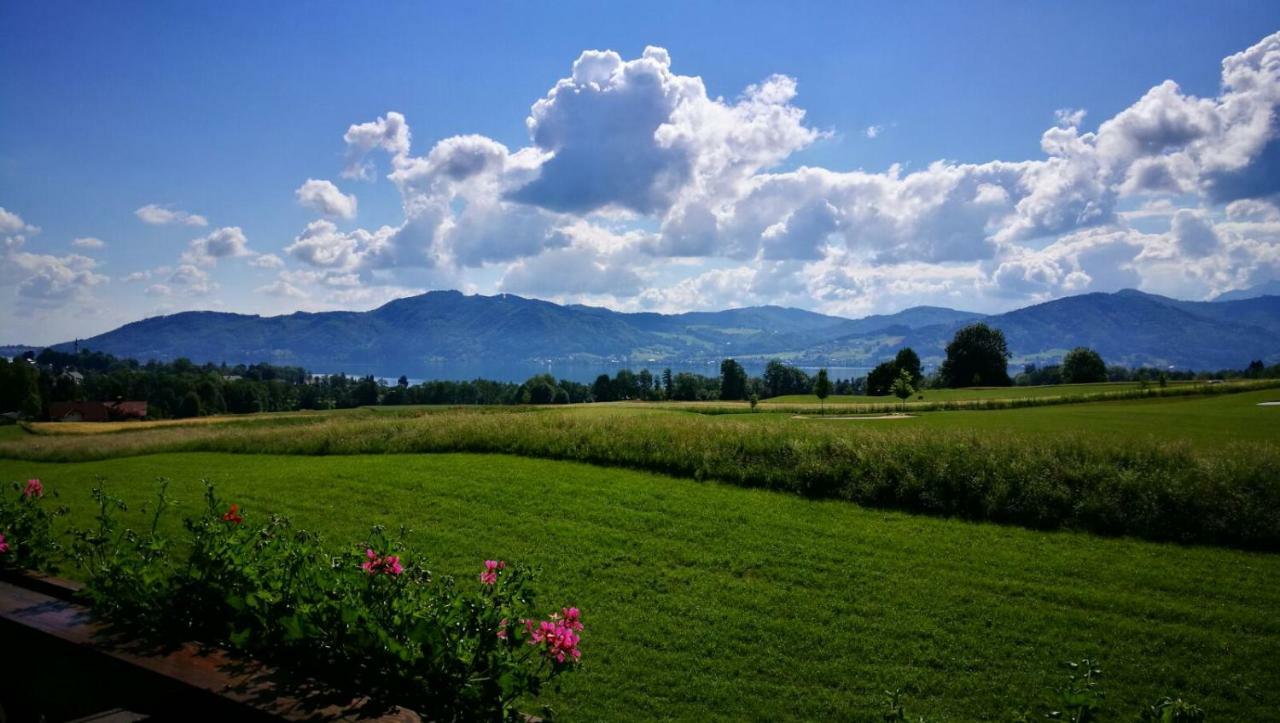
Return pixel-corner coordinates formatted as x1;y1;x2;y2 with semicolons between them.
3;452;1276;721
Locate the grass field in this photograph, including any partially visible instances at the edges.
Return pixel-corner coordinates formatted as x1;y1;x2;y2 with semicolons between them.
3;383;1278;719
762;380;1202;405
3;388;1278;548
1;452;1277;721
733;388;1280;449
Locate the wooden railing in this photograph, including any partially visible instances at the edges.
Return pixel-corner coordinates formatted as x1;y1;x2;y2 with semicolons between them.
0;570;422;722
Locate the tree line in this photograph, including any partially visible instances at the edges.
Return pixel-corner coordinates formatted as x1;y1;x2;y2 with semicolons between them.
4;323;1278;420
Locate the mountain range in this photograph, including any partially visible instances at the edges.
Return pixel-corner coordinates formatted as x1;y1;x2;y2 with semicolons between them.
46;289;1280;375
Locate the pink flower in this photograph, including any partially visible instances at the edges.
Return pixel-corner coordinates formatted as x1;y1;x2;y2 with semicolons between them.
0;533;8;554
525;611;584;664
480;559;505;586
362;548;405;576
497;618;509;640
560;607;584;631
23;479;43;499
385;555;404;576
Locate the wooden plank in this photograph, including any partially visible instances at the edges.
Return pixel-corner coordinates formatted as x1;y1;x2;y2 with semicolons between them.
0;580;421;722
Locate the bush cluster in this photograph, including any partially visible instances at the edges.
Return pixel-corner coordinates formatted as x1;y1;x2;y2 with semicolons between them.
8;479;582;720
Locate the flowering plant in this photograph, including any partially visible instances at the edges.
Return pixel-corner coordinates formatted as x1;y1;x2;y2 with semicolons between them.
70;480;583;720
0;477;68;572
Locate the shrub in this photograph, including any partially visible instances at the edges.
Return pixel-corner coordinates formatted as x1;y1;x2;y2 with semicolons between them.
0;477;68;572
70;480;582;720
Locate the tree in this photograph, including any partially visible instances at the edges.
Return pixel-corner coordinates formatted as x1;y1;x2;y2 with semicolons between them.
592;374;613;402
662;368;674;399
894;347;923;386
749;393;759;412
21;387;43;420
526;380;557;404
177;391;203;419
719;359;749;400
813;368;831;413
1061;347;1107;384
865;361;898;396
938;323;1012;387
891;368;915;411
671;373;702;401
397;375;410;388
637;369;654;398
762;359;811;397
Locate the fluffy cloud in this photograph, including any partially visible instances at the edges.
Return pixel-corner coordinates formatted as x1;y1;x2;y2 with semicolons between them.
135;204;208;227
257;279;308;298
3;251;108;306
182;227;252;267
295;179;358;219
342;112;411;179
168;264;217;295
0;209;108;311
264;33;1280;317
249;253;285;269
284;219;398;270
0;206;39;235
71;237;105;249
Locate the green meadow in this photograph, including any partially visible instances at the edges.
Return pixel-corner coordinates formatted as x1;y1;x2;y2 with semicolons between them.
2;453;1278;721
2;381;1278;720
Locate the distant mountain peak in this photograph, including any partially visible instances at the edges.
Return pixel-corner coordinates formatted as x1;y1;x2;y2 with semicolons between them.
43;288;1280;374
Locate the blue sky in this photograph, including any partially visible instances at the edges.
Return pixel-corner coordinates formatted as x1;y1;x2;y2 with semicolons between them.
2;1;1280;344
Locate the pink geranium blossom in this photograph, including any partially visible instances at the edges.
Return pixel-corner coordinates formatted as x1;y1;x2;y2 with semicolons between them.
0;533;8;554
524;608;584;664
479;559;506;586
362;548;405;576
23;479;43;499
497;618;509;640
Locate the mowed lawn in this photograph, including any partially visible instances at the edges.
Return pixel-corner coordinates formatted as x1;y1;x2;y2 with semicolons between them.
1;453;1277;721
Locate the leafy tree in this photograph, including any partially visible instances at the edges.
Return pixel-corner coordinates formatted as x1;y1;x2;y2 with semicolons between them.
592;374;613;402
177;391;203;419
671;372;703;401
662;368;674;399
865;361;898;396
890;369;915;411
1061;347;1107;384
894;347;923;386
353;376;381;406
22;387;43;419
762;359;811;397
637;369;654;399
397;375;410;388
525;380;557;404
749;393;759;412
553;387;570;404
612;369;639;400
719;359;749;401
813;368;831;413
938;323;1012;387
866;347;923;395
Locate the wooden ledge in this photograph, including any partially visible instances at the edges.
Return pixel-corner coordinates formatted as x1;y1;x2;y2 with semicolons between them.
0;577;421;722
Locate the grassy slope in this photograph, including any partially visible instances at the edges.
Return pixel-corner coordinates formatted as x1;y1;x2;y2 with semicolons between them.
1;452;1275;721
